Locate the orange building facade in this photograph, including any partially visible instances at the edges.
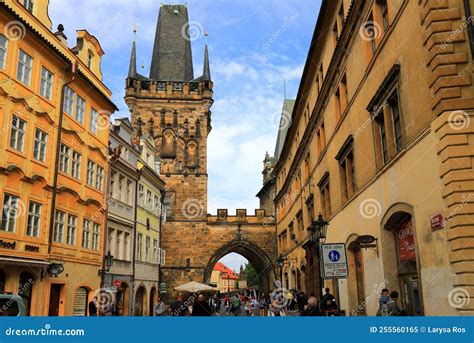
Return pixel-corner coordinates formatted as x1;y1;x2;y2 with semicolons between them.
0;0;116;315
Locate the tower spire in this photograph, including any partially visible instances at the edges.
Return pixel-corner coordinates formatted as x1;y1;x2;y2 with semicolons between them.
128;27;137;78
203;32;211;81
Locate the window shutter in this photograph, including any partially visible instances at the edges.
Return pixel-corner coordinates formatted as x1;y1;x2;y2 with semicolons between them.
160;249;166;266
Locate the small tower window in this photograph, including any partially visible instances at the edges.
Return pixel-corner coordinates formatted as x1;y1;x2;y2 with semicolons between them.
23;0;34;13
87;50;93;69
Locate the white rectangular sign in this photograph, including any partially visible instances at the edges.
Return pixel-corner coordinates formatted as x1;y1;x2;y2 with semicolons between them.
321;243;349;279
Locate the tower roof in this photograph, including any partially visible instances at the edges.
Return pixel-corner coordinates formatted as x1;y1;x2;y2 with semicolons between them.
128;39;137;78
274;99;296;161
202;44;211;81
150;4;194;81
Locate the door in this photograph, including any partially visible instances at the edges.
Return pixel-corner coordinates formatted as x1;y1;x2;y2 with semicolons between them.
48;284;62;316
401;275;422;316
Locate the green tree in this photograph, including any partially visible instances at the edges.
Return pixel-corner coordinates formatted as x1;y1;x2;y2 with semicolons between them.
245;263;258;287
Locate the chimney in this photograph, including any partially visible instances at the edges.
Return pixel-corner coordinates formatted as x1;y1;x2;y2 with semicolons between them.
54;24;68;47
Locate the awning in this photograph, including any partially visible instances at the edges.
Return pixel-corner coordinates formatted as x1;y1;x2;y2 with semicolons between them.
0;256;49;267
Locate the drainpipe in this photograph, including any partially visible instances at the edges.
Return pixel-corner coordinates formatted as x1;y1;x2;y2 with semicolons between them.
47;62;77;254
463;0;474;57
131;168;142;315
158;189;165;297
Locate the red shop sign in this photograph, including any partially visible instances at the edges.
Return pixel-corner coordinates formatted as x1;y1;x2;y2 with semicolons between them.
398;220;416;262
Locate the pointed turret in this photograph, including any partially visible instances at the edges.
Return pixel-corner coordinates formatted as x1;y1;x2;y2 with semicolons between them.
150;4;194;81
128;31;137;79
202;37;211;81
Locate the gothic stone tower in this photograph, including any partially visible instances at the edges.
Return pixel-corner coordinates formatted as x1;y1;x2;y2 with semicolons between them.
126;4;276;296
125;4;213;218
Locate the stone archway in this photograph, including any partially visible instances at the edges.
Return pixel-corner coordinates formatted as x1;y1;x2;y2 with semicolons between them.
203;240;276;293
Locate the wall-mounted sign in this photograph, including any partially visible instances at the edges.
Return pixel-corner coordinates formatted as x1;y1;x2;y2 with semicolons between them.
159;282;169;294
321;243;348;279
0;240;16;250
24;244;40;252
398;219;416;262
430;213;445;231
113;279;122;288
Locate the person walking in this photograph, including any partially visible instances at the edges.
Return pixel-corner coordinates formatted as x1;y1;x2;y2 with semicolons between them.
296;292;307;314
192;294;213;316
244;297;251;316
88;296;98;316
155;297;166;316
258;292;268;316
300;297;325;316
232;294;242;316
387;291;401;316
170;292;188;316
376;288;390;316
268;300;286;317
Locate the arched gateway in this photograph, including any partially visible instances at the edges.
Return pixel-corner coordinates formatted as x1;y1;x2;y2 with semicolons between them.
125;4;277;299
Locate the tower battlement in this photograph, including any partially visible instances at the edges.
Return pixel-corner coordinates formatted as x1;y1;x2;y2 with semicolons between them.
125;79;213;101
207;209;275;225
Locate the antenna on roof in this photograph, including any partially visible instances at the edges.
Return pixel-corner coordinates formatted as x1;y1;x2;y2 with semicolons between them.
204;31;209;45
284;79;287;100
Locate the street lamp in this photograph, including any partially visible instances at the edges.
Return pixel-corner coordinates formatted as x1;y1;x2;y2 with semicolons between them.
98;251;114;276
276;255;286;288
307;213;329;301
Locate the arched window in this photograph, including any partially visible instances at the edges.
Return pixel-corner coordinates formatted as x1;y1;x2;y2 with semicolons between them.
73;287;89;316
87;50;93;69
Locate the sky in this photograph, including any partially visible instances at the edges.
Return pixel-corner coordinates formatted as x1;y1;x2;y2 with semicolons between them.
48;0;321;271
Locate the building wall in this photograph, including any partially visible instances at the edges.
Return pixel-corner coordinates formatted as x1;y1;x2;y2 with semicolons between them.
274;0;474;316
0;0;115;316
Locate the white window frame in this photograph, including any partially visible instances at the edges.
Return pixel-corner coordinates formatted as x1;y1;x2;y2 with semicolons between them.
59;144;70;174
75;95;85;124
92;223;100;251
63;86;75;115
39;66;53;100
96;166;104;191
10;115;26;152
153;239;159;264
23;0;34;13
87;160;95;186
66;214;77;246
136;233;142;261
145;236;150;262
82;219;90;249
1;193;19;232
90;108;98;134
0;34;8;70
17;49;32;86
53;210;65;243
26;201;42;237
71;151;81;179
33;128;47;162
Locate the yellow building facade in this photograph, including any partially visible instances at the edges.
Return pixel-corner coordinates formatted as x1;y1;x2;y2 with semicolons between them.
133;136;165;316
0;0;116;315
275;0;474;316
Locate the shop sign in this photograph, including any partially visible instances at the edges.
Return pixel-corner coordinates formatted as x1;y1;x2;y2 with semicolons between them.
159;282;168;294
321;243;349;279
398;220;416;261
430;213;445;231
25;244;40;252
113;279;122;288
0;240;16;249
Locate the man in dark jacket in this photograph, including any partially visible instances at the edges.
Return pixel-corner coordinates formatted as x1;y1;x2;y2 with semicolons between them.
301;297;325;316
88;297;98;316
192;294;213;316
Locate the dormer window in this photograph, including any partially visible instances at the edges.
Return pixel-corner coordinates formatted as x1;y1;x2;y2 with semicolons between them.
23;0;34;13
87;50;93;69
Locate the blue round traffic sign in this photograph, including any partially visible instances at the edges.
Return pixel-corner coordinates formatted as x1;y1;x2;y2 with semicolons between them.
328;250;340;262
